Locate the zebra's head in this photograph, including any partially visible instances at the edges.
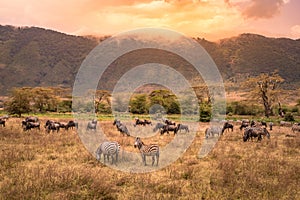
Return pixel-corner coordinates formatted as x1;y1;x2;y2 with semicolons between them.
134;137;143;149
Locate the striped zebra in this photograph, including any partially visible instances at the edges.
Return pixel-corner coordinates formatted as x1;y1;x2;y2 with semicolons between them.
95;141;120;165
134;137;159;166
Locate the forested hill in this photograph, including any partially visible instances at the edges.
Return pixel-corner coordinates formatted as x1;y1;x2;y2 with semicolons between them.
0;25;299;95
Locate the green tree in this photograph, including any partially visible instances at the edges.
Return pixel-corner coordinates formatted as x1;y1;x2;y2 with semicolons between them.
129;94;148;114
5;88;31;117
31;87;59;112
243;71;284;118
149;90;180;114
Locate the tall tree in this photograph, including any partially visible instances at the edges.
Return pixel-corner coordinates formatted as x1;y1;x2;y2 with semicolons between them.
5;88;31;117
243;71;284;118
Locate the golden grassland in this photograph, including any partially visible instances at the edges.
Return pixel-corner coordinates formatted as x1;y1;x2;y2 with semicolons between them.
0;117;299;200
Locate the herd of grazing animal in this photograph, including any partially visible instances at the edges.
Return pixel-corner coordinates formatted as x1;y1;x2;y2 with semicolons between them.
1;114;299;167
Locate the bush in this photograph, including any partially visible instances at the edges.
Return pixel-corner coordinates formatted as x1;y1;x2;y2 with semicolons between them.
284;112;295;122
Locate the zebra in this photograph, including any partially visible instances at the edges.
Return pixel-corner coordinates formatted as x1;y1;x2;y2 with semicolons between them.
95;141;120;165
134;137;159;166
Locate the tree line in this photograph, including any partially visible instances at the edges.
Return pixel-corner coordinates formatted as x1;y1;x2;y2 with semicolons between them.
3;72;299;121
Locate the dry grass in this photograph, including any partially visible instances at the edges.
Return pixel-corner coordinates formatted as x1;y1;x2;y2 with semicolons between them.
0;117;299;200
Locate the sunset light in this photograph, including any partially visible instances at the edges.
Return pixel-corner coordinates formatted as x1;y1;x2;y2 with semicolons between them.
1;0;299;40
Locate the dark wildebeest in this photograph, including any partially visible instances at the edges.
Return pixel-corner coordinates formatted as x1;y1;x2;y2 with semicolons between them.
163;118;176;126
87;119;97;131
153;123;165;132
45;120;60;133
160;125;178;135
25;116;39;123
243;127;270;142
134;118;152;127
113;119;130;136
0;119;5;127
240;121;249;130
24;122;40;131
222;122;233;133
66;120;78;130
205;126;222;138
177;124;189;133
269;122;274;131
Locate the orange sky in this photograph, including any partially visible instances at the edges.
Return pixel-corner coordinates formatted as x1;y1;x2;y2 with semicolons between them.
1;0;299;41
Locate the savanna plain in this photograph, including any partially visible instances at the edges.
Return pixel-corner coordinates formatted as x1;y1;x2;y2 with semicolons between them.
0;116;299;200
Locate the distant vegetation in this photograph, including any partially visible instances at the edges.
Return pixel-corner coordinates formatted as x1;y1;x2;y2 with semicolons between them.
0;25;300;95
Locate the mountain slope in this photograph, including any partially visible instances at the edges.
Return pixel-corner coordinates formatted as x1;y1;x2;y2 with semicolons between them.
0;25;299;95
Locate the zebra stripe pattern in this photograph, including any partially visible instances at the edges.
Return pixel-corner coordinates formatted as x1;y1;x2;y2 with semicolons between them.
134;137;159;166
95;141;120;165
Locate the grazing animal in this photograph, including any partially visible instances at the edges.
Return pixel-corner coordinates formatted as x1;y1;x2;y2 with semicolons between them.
0;119;5;127
291;124;300;133
153;123;165;132
45;120;60;133
240;121;249;130
0;115;9;121
25;116;39;123
205;126;222;138
95;141;120;165
160;125;178;135
113;119;130;136
222;122;233;133
87;119;97;131
163;118;176;126
134;137;159;166
269;122;274;131
66;120;78;130
280;121;292;127
243;127;270;142
24;122;40;131
177;124;189;133
134;118;146;126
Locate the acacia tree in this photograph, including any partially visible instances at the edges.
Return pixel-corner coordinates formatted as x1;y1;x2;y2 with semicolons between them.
5;88;31;117
243;71;284;118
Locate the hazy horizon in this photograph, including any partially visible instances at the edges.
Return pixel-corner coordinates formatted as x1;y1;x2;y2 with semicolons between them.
1;0;300;41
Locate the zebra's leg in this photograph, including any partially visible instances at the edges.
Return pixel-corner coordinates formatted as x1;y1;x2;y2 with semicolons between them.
143;154;147;166
156;153;159;166
152;156;155;166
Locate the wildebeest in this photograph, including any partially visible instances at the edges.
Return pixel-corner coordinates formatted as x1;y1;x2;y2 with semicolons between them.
280;121;292;127
44;120;60;133
134;118;152;127
0;119;5;127
240;121;250;130
163;118;176;126
205;126;222;138
243;127;270;142
87;119;97;131
113;119;130;136
160;125;178;135
66;120;78;130
25;116;39;123
177;124;189;133
222;122;233;133
153;122;165;132
24;122;41;131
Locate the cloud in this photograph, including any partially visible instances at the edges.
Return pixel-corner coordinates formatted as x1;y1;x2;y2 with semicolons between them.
291;25;300;38
241;0;289;19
